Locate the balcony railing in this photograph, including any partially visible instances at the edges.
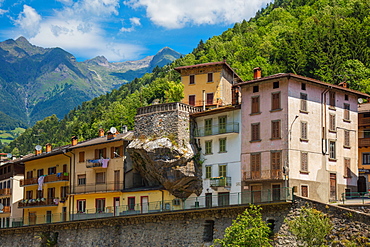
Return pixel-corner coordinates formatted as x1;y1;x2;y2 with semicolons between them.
243;170;283;181
0;188;11;196
18;198;60;208
210;177;231;187
0;206;10;213
4;188;293;228
359;138;370;147
20;173;69;186
71;182;123;194
194;123;239;137
359;117;370;126
86;159;109;169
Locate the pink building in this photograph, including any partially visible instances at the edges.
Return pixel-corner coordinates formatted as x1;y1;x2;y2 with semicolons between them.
236;69;369;203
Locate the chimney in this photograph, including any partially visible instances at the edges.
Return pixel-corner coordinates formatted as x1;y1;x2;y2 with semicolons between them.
35;149;42;156
71;136;78;146
253;67;262;79
45;143;52;153
98;128;105;137
339;81;348;88
107;131;116;140
122;125;127;133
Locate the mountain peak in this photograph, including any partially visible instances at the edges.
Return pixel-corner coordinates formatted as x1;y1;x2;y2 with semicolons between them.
15;36;30;45
149;47;182;68
83;55;110;67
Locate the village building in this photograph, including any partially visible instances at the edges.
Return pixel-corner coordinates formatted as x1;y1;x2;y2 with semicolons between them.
357;102;370;193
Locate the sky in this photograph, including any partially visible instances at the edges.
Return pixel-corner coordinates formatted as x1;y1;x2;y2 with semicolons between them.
0;0;271;62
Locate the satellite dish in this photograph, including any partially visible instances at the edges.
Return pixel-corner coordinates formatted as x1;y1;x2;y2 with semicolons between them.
6;153;12;159
110;127;117;134
0;203;3;210
358;98;364;104
35;145;42;151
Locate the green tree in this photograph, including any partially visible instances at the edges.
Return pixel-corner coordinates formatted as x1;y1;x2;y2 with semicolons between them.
287;207;332;246
165;81;184;103
212;204;272;247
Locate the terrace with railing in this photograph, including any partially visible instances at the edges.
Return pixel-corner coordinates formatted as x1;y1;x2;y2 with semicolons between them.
18;198;61;208
0;188;11;196
20;173;69;186
4;187;293;228
243;170;283;181
194;123;239;137
71;182;124;194
210;177;231;187
0;206;10;213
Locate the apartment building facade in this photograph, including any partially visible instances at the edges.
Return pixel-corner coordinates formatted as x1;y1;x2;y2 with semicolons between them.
236;70;368;203
357;103;370;193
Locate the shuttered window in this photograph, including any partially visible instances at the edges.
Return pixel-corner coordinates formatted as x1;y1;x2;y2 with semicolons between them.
189;75;195;84
329;114;336;132
251;96;260;114
300;93;307;112
301;121;308;140
271;151;281;170
96;172;106;184
189;95;195;106
79;152;85;163
251;123;260;141
207;73;213;82
251;153;261;179
271;120;281;139
344;130;350;147
329;91;335;107
301;152;308;172
95;148;106;159
344;103;350;120
271;92;281;110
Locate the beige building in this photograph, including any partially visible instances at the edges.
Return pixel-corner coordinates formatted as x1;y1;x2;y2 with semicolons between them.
236;69;369;203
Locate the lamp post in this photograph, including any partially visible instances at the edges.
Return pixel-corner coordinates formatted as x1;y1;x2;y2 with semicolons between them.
284;115;299;188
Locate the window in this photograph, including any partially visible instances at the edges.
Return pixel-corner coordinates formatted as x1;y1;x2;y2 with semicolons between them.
251;123;260;141
344;158;351;178
77;200;86;213
219;164;227;177
329;141;336;160
37;169;44;178
344;103;350;121
207;73;213;82
219;138;226;153
300;93;307;112
26;190;33;199
329;91;335;107
301;185;308;197
364;130;370;138
205;140;212;155
96;198;105;213
26;171;33;179
60;186;68;199
273;81;279;89
48;167;56;175
218;116;226;134
271;120;281;139
251;153;261;179
79;152;85;163
96;172;106;184
206;93;214;105
47;187;55;199
301;83;306;90
94;148;106;159
271;92;281;110
78;174;86;185
253;85;259;93
111;146;123;158
329;114;336;132
37;190;43;198
271;151;281;171
189;95;195;106
301;121;308;140
205;118;212;135
205;166;212;179
344;130;350;147
363;153;370;165
301;152;308;172
128;197;135;211
189;75;195;84
251;96;260;114
345;94;348;101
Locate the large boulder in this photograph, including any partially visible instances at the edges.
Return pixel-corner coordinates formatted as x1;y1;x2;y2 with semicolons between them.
127;137;202;198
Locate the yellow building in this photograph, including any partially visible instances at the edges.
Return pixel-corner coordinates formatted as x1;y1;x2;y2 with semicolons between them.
19;143;71;225
69;130;177;220
175;61;242;109
358;103;370;193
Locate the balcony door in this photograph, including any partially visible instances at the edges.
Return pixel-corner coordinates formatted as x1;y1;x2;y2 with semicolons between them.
272;184;281;201
330;173;337;201
251;185;262;203
141;196;148;213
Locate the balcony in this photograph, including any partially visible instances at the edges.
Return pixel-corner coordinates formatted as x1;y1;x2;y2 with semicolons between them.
71;182;123;194
359;117;370;127
243;170;283;181
359;138;370;148
86;159;109;169
18;198;60;208
210;177;231;187
0;206;10;213
0;188;11;196
194;123;239;137
20;173;69;186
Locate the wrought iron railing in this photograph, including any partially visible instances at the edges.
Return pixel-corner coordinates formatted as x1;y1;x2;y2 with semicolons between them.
0;188;11;196
243;170;283;180
210;177;231;187
341;191;370;204
3;187;293;228
20;173;69;186
194;123;239;137
18;198;61;208
71;182;124;194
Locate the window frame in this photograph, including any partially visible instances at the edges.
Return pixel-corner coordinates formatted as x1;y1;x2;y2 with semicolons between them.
207;73;213;82
344;103;350;121
205;166;212;179
78;151;85;163
329;114;336;132
218;164;227;177
251;123;261;142
271;120;281;139
205;118;213;136
344;130;350;148
251;96;260;114
329;141;336;160
219;138;227;153
271;92;281;111
188;95;196;106
300;121;308;141
300;93;308;112
95;172;106;184
205;140;213;155
78;174;86;185
218;116;227;134
189;74;195;84
300;152;308;173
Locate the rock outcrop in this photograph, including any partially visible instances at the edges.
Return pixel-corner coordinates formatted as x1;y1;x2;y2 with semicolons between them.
127;137;202;198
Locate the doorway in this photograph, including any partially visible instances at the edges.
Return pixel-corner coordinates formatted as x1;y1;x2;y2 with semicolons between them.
141;196;148;213
330;173;337;201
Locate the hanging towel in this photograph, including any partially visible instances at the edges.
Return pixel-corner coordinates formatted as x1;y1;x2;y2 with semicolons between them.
101;159;110;168
57;172;62;177
38;176;45;191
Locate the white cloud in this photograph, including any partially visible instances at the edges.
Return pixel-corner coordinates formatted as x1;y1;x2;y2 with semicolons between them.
60;0;120;19
0;9;7;15
120;17;141;32
14;5;42;37
124;0;270;29
56;0;74;5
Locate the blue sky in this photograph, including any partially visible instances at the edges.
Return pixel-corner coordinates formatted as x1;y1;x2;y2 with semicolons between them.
0;0;271;62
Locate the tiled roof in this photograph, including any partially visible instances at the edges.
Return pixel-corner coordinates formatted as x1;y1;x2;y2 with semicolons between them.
234;73;370;98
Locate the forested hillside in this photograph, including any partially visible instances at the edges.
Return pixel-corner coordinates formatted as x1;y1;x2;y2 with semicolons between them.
2;0;369;155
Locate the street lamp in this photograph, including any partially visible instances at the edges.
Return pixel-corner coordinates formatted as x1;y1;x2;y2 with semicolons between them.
284;115;299;188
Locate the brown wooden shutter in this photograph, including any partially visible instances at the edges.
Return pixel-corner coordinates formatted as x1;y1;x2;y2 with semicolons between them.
251;96;259;113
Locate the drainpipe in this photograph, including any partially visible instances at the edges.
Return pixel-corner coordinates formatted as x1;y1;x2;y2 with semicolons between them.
63;150;74;221
321;88;329;155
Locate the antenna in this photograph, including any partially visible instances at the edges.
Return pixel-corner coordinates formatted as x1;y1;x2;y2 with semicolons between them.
110;127;117;134
358;98;364;104
35;145;42;151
